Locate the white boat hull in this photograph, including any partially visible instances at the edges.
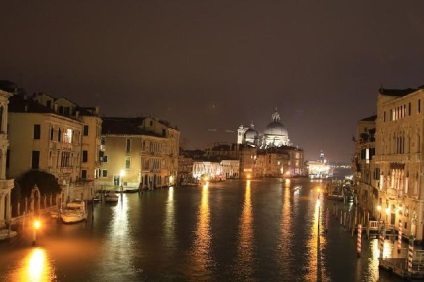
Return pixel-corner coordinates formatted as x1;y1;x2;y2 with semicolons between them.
61;213;87;223
61;200;88;223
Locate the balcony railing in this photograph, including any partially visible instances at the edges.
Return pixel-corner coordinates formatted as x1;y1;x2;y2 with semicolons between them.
59;167;73;174
373;153;422;162
386;187;401;199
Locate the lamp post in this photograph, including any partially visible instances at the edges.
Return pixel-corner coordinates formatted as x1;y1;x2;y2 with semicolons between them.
120;169;125;195
32;219;40;246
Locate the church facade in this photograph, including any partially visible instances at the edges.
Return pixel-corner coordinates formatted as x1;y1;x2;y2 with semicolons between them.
234;109;305;178
237;109;291;148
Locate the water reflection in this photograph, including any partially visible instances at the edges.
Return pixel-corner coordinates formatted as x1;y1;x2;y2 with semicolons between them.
305;188;328;281
191;183;212;276
277;180;293;274
96;194;136;278
15;247;55;282
235;180;254;278
164;187;175;247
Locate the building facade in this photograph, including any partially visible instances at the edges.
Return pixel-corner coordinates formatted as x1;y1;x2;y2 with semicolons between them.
8;92;100;203
0;90;14;229
354;86;424;242
98;117;180;190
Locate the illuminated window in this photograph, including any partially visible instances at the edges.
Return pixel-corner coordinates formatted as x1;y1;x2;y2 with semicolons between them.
63;129;73;143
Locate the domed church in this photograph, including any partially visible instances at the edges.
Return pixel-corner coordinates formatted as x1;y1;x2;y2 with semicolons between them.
237;108;291;148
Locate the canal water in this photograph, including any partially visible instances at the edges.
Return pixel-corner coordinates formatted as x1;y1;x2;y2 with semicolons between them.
0;178;406;281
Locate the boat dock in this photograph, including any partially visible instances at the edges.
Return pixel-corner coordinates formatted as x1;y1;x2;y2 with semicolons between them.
379;257;424;280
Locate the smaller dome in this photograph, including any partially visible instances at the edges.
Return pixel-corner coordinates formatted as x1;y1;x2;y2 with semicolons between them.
245;128;258;139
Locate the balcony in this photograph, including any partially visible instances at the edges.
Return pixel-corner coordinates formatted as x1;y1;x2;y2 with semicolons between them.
0;179;14;190
386;187;401;199
59;167;73;175
374;153;422;163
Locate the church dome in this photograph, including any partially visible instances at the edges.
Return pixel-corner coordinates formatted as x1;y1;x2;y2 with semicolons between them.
264;110;288;136
245;128;258;139
244;122;258;145
264;120;288;136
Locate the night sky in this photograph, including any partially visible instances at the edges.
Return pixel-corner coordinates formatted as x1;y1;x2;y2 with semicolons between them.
1;1;424;163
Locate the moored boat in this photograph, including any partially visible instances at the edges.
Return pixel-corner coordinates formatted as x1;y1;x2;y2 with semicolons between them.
123;186;139;193
104;191;119;203
61;200;88;223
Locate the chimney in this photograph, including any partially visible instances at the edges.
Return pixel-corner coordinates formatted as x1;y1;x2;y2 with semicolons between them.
75;110;80;118
54;104;58;112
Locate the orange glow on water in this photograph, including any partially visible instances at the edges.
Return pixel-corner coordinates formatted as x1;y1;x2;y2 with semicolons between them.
14;247;55;282
191;182;211;274
236;179;254;276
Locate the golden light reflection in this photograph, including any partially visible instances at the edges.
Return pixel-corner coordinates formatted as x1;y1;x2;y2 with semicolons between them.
305;194;328;281
15;247;54;282
100;193;134;274
236;179;253;276
367;239;383;280
191;182;211;274
164;187;175;244
278;179;293;275
284;178;291;186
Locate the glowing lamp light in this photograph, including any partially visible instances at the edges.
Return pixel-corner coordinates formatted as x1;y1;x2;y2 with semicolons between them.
377;205;381;212
246;174;251;179
34;220;40;230
385;207;391;215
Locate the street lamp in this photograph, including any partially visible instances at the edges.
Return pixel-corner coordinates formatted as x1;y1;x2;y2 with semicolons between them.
32;219;40;246
120;169;125;194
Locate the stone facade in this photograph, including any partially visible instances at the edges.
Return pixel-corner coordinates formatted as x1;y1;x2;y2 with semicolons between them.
0;90;13;228
98;117;180;190
354;86;424;242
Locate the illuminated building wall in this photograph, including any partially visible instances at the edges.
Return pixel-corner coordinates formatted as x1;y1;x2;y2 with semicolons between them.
99;117;180;190
0;90;14;228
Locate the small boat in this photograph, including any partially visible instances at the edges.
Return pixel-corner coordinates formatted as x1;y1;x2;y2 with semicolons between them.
104;191;119;203
92;192;101;203
61;200;88;223
0;229;17;240
49;207;60;219
123;186;139;193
